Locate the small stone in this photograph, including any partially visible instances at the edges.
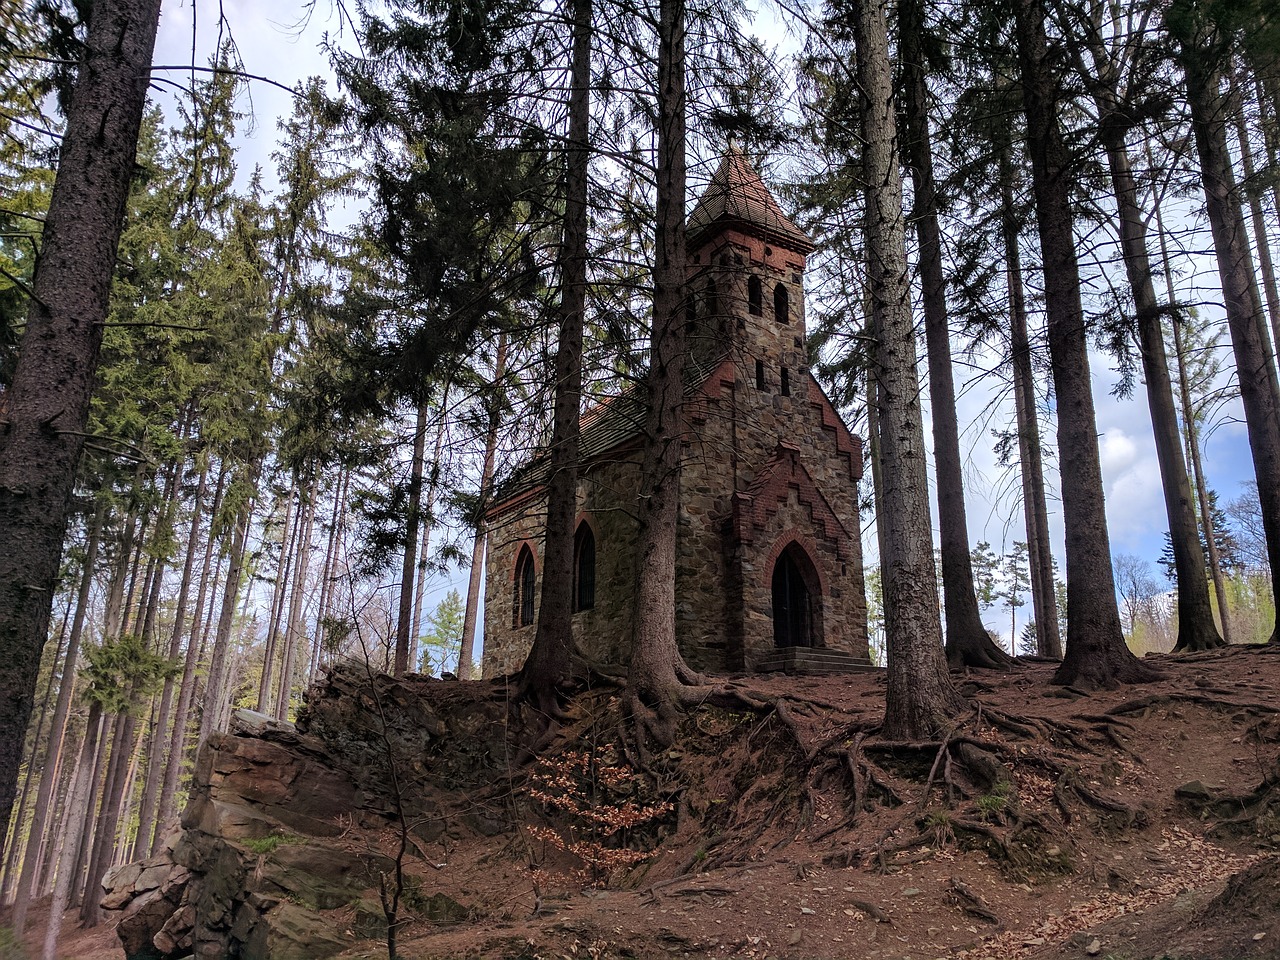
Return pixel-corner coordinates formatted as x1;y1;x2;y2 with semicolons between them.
1086;938;1103;955
1024;938;1045;946
903;888;922;897
800;907;815;915
789;929;803;945
1044;846;1061;857
1254;933;1267;941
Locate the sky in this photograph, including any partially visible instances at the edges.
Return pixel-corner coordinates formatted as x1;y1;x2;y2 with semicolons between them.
147;0;1263;654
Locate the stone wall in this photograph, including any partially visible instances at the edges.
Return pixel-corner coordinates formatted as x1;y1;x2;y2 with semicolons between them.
482;222;868;677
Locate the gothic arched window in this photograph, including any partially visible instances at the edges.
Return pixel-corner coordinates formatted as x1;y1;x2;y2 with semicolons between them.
573;523;596;612
513;545;536;627
774;282;790;324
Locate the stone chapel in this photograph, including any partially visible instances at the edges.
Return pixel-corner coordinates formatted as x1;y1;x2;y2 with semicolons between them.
481;146;870;678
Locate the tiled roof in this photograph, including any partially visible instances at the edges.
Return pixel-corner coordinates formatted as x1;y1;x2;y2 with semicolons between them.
687;145;815;254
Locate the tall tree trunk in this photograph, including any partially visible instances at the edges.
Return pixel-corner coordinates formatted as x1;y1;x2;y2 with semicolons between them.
395;404;429;677
463;340;508;681
9;503;103;933
521;0;592;703
1097;119;1223;651
154;463;226;845
1173;4;1280;643
0;0;163;854
1234;91;1280;370
857;0;965;739
1013;0;1155;687
1000;155;1062;659
81;705;133;925
40;700;103;960
626;0;705;745
2;592;70;903
134;459;208;858
310;474;344;682
899;0;1012;670
201;495;254;742
258;482;298;712
410;419;447;674
276;479;317;719
1151;171;1235;640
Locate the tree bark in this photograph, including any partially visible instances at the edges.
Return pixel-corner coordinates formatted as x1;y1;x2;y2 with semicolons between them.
521;0;592;699
1096;121;1223;652
856;0;965;739
134;459;208;858
1173;5;1280;643
1000;156;1062;659
626;0;705;746
1151;175;1235;641
258;481;298;712
40;700;103;960
276;479;316;718
1233;91;1280;372
898;0;1012;670
10;503;103;933
0;0;164;853
200;494;253;742
1013;0;1155;687
154;462;226;845
395;403;429;677
463;342;507;681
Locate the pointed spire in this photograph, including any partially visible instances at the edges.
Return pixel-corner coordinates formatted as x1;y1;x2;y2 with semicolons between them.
687;144;815;254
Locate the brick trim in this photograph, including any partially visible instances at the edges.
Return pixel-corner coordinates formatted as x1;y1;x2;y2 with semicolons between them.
761;534;827;597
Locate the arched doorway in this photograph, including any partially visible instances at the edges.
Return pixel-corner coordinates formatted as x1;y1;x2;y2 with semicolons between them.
772;544;818;647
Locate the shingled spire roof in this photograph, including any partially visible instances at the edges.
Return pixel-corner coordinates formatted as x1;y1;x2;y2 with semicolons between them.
687;144;815;254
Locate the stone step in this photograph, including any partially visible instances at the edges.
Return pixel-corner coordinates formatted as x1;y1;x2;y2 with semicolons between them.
755;646;878;675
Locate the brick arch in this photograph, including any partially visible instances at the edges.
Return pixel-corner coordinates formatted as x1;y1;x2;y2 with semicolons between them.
761;533;827;597
508;538;539;579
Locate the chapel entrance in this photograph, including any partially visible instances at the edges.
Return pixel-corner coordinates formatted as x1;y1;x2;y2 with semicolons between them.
771;545;817;648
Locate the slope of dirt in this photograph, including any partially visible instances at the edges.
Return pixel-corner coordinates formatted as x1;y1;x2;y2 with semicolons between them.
13;644;1280;960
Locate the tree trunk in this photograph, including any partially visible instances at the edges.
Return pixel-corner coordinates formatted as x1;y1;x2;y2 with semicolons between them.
0;0;163;855
81;704;134;925
201;495;253;742
1000;155;1062;660
1151;175;1235;641
276;479;317;719
626;0;704;746
395;403;429;677
1014;0;1155;687
463;341;508;681
521;0;592;702
310;474;343;682
9;503;103;932
154;462;226;845
857;0;965;739
258;482;298;712
1097;121;1223;651
40;700;103;960
1173;6;1280;643
2;593;70;904
898;0;1012;670
410;419;447;675
1234;92;1280;371
135;459;208;858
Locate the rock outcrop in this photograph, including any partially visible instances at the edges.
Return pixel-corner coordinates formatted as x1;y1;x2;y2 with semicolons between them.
106;663;504;959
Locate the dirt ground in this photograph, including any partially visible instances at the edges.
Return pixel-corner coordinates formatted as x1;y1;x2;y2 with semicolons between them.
13;643;1280;960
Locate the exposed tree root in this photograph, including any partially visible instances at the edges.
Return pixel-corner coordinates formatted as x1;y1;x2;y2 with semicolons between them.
947;876;1001;925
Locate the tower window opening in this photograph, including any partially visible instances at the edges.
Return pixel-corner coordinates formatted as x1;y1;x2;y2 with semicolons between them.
774;282;790;324
780;367;790;396
748;275;763;316
756;359;766;390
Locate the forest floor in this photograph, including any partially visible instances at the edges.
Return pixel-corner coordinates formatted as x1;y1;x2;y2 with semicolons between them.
13;643;1280;960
